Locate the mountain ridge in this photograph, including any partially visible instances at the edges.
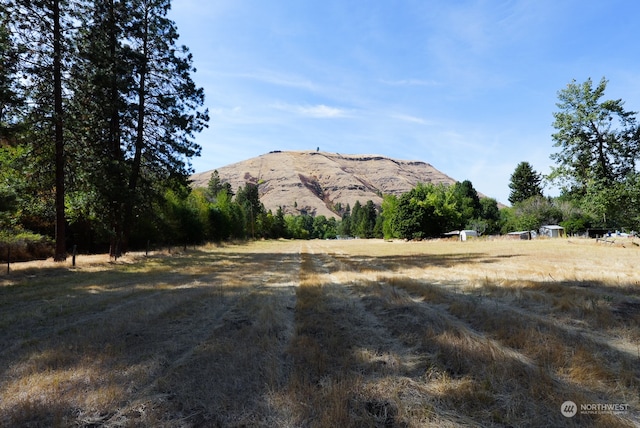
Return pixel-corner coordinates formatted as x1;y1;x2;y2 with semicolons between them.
190;150;461;218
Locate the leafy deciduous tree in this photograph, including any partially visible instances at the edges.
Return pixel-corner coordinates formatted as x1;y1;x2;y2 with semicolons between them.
550;77;640;193
452;180;481;227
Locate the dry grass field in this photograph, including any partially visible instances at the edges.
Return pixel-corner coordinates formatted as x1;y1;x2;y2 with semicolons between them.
1;238;639;427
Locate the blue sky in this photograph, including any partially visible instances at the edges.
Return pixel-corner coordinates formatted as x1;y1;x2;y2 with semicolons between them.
168;0;640;205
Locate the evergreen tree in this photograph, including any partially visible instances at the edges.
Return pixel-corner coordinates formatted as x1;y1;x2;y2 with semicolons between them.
338;203;351;236
0;5;27;228
123;0;208;246
7;0;81;260
236;183;264;238
0;4;24;142
355;200;377;238
69;0;135;255
206;170;223;200
68;0;208;251
273;206;287;238
351;201;362;237
508;161;543;205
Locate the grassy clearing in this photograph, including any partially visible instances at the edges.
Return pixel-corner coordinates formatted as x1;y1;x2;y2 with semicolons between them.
1;238;639;426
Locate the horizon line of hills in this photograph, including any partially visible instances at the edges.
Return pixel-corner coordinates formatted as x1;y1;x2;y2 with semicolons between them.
190;150;495;219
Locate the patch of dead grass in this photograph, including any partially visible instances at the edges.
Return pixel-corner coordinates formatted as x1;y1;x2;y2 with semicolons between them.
1;239;639;426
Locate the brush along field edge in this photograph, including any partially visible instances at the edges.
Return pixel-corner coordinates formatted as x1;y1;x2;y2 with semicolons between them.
0;239;639;426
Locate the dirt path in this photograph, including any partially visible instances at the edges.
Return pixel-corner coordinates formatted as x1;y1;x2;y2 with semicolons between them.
283;243;479;426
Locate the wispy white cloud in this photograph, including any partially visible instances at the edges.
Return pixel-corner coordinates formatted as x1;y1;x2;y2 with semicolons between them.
300;104;348;118
271;102;351;118
391;114;432;125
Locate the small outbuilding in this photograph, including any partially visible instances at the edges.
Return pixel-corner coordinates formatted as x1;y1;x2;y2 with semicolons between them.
443;230;461;239
443;230;479;241
460;230;478;241
539;225;565;238
507;231;532;240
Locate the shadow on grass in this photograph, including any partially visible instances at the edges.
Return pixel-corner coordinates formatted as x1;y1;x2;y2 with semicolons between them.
326;252;523;274
353;281;638;427
0;247;637;426
467;278;640;333
0;248;299;427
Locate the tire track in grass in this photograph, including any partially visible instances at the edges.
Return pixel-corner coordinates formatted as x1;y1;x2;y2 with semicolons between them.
356;278;564;427
114;249;301;427
2;277;244;426
287;243;477;427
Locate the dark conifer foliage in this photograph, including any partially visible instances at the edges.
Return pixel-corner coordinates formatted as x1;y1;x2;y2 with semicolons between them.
3;0;208;255
0;4;24;142
6;0;81;260
508;161;543;205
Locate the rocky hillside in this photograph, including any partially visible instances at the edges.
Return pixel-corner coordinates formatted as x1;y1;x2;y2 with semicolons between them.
190;151;459;218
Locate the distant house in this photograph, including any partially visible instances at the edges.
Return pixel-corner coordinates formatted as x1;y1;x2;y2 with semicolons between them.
539;225;565;238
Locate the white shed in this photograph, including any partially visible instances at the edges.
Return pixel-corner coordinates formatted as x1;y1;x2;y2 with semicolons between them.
539;225;565;238
460;230;478;241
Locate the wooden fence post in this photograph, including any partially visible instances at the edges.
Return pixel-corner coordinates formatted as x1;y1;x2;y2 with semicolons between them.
6;246;10;274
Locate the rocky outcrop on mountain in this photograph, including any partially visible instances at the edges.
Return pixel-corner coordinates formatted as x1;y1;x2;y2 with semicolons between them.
190;151;459;218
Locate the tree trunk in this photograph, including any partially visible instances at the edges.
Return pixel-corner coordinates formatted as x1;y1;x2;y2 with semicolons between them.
122;4;149;251
107;0;123;258
53;0;66;261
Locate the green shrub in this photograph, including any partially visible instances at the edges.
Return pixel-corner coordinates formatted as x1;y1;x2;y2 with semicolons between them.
0;230;54;262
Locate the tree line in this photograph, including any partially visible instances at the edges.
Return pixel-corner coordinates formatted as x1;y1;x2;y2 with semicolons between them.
160;173;502;244
130;77;640;243
2;7;640;262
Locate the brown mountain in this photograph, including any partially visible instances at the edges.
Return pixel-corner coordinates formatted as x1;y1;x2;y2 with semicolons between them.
190;150;459;218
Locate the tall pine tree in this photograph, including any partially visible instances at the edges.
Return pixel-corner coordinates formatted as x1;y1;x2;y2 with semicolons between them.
69;0;135;255
69;0;208;252
7;0;80;260
0;4;24;141
123;0;208;248
508;161;543;205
